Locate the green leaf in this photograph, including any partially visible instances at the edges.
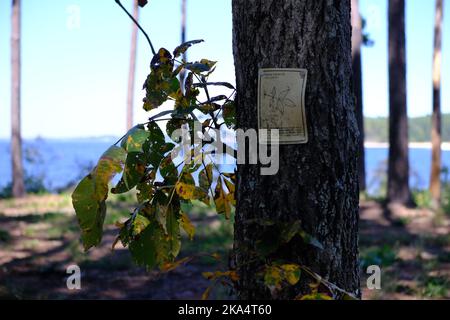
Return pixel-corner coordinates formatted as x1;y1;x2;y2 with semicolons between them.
173;39;204;58
184;63;209;73
150;48;173;72
124;152;148;188
144;122;171;167
143;49;179;111
128;221;169;269
72;145;126;251
209;95;228;103
121;125;150;153
72;174;106;251
193;82;235;90
136;176;155;203
147;121;165;144
148;109;175;122
166;205;181;258
143;75;180;111
131;214;150;237
184;60;216;74
223;101;236;129
199;59;217;69
197;102;220;114
172;64;184;77
159;155;178;185
166;118;186;142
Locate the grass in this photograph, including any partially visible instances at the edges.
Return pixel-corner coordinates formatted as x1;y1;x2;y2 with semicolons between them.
176;200;235;263
22;239;40;250
412;189;433;209
393;216;412;227
360;245;398;270
2;191;450;300
421;276;449;298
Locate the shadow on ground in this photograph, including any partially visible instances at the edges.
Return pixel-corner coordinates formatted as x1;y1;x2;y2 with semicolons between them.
0;195;449;300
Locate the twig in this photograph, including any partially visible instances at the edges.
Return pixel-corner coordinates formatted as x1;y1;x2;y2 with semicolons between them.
115;0;156;55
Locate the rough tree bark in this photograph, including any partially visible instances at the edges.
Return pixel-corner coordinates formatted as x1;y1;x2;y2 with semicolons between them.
232;0;360;299
351;0;366;191
11;0;25;198
430;0;444;206
126;0;139;130
387;0;413;206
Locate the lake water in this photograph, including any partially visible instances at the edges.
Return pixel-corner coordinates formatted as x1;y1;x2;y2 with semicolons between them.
0;139;449;195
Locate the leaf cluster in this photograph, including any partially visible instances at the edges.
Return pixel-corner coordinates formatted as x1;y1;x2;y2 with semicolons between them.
72;40;236;270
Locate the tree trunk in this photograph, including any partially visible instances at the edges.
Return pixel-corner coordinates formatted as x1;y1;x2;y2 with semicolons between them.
430;0;444;207
232;0;360;299
351;0;366;191
126;0;139;130
11;0;25;198
387;0;413;206
179;0;187;84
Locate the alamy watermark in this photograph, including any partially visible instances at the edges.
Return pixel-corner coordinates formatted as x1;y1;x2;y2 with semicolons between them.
366;265;381;290
66;264;81;290
170;121;280;175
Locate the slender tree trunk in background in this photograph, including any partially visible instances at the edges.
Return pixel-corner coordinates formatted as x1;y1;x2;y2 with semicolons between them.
232;0;360;299
387;0;413;206
351;0;366;192
11;0;25;198
179;0;187;84
430;0;444;207
126;0;139;130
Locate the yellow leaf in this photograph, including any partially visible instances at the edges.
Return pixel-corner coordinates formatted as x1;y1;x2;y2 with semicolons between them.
214;178;232;219
114;221;125;228
202;272;214;280
175;181;196;200
180;212;195;240
223;177;235;194
225;271;239;282
161;257;192;272
264;266;283;288
201;286;212;300
111;235;121;251
299;293;333;300
280;264;301;285
210;253;221;260
203;270;239;283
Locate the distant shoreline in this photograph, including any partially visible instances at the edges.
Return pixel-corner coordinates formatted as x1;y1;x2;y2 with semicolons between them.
365;141;450;151
1;138;450;151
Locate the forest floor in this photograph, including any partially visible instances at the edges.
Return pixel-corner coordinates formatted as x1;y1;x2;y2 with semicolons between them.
0;193;449;300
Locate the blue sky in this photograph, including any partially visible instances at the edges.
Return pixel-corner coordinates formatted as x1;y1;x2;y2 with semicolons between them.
0;0;449;139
